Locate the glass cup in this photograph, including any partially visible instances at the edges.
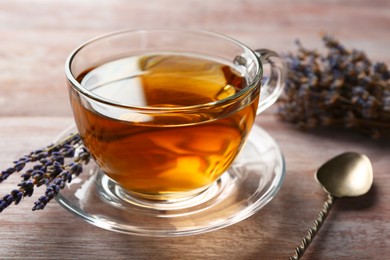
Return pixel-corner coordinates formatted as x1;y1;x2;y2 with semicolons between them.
65;28;285;208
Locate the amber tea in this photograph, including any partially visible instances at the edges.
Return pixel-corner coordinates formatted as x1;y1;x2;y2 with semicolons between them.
70;54;259;199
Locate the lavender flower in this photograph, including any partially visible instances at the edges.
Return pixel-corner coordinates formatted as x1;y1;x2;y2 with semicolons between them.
0;133;90;213
278;35;390;138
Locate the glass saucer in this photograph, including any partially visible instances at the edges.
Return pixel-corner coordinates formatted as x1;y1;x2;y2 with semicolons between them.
54;124;285;237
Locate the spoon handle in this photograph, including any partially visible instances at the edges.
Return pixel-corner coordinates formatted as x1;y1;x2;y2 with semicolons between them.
289;194;335;260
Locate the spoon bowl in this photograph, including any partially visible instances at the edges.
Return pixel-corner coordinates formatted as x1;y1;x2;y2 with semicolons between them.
315;152;373;198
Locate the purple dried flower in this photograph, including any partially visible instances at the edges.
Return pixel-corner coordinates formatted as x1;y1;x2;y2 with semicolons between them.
59;170;72;183
32;171;71;211
0;133;90;213
278;35;390;138
11;189;23;205
18;180;34;197
32;196;50;211
3;194;14;205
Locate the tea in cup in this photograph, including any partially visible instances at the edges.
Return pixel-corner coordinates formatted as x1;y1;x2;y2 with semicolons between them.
65;29;285;203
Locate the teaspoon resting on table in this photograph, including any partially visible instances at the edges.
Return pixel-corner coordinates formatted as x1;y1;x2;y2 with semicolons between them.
290;152;374;260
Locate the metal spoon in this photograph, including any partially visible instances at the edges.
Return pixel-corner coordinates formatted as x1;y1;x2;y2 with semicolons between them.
290;152;373;260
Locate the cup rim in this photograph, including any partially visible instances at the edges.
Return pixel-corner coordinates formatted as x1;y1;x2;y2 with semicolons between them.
65;28;262;112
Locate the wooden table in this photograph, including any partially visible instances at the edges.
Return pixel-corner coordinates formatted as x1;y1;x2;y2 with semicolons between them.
1;1;389;259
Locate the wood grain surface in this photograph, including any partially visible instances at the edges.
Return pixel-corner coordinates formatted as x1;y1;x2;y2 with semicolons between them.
1;1;389;259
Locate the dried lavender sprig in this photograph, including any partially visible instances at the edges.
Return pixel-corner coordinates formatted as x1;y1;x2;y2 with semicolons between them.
278;34;390;138
0;133;89;213
32;152;89;211
0;133;80;183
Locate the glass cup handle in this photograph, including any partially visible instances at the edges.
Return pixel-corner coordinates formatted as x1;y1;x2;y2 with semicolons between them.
254;49;286;114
